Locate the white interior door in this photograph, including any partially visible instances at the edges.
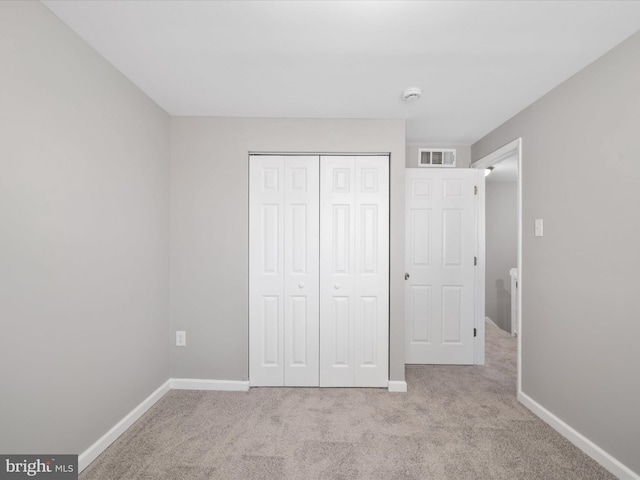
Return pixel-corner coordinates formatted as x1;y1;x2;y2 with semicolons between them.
405;168;481;364
249;155;319;386
320;156;389;387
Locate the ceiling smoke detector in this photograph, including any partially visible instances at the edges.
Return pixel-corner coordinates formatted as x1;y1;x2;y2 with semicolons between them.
402;87;422;102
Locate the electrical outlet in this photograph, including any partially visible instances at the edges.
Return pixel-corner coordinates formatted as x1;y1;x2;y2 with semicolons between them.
176;331;186;347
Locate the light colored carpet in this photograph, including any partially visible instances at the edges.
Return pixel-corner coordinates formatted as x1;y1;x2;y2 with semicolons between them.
80;322;615;479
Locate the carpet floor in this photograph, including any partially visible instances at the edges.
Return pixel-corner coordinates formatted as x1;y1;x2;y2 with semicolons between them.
80;322;615;479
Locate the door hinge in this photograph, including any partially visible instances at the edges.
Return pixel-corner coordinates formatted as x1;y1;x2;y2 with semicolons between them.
474;328;477;337
474;256;477;266
474;185;478;195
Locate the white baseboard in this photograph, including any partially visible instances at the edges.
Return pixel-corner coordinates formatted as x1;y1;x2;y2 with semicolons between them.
485;316;499;329
78;379;171;473
170;378;250;391
79;378;250;473
518;391;639;480
388;381;408;393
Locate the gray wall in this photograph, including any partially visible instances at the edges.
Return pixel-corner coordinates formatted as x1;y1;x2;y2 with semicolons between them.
485;182;518;332
0;2;170;454
170;117;406;382
405;144;471;168
472;31;640;474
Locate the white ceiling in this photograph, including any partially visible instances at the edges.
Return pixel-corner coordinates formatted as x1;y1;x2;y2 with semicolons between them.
41;1;640;145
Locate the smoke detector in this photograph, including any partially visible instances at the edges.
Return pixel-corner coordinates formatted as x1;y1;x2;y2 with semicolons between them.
402;87;422;102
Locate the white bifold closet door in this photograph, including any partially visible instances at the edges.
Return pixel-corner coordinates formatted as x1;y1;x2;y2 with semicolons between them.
249;155;389;388
319;156;389;387
249;155;320;386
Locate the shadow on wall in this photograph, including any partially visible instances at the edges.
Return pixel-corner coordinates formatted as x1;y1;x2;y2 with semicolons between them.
495;279;512;333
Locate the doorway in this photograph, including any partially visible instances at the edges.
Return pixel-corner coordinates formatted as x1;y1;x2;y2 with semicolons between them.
470;138;522;393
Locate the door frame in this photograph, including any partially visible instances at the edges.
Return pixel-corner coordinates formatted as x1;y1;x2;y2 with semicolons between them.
248;152;392;388
470;138;522;392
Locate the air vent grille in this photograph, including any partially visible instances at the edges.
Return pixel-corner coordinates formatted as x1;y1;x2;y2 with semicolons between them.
418;148;456;167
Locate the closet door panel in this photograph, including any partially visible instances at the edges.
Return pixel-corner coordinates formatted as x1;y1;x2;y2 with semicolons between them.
284;156;320;386
320;156;389;387
354;156;389;387
320;156;356;386
249;156;285;386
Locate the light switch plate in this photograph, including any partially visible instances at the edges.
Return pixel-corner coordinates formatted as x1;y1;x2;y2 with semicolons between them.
535;219;543;237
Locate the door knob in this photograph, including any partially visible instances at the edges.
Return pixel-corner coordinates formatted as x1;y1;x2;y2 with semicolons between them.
334;284;340;290
405;273;410;280
298;282;304;288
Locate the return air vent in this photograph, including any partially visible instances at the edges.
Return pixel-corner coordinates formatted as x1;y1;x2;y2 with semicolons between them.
418;148;456;167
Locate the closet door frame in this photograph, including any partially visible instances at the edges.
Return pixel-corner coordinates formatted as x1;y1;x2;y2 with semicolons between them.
249;153;390;388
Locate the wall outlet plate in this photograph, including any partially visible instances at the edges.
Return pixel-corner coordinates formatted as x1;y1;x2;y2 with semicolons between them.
176;330;186;347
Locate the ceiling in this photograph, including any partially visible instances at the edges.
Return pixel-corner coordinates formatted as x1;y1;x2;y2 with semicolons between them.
41;1;640;145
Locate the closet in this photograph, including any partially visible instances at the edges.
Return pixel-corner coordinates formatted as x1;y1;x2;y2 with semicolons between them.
249;154;389;387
